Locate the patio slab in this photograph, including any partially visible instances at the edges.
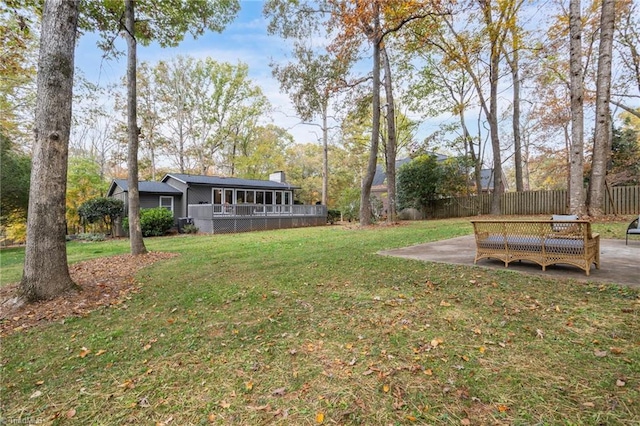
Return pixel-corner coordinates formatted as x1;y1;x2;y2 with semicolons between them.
379;235;639;287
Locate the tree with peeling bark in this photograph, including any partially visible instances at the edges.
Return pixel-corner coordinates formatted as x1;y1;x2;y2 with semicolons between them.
587;0;615;217
19;0;79;302
568;0;586;216
81;0;240;254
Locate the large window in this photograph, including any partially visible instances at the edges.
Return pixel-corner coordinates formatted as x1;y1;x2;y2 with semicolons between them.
159;196;173;213
213;188;222;204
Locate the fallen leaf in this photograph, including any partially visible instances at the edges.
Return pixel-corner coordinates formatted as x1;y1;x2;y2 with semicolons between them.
95;349;107;356
143;344;152;351
138;397;151;408
79;347;91;358
30;390;42;399
536;329;544;339
424;368;433;376
406;415;417;422
594;349;608;358
36;380;44;386
247;404;270;411
207;413;216;422
66;408;76;419
610;347;623;355
430;338;443;347
473;328;481;334
272;387;287;397
245;381;253;391
316;412;325;423
362;369;374;376
219;400;231;409
616;379;626;387
479;346;486;354
461;419;471;425
582;402;595;408
497;404;509;412
383;384;390;393
439;301;451;307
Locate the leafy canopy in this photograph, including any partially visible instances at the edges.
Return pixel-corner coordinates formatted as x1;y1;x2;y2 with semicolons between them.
79;0;240;56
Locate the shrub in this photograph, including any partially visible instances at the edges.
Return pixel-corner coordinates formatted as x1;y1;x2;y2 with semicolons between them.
182;224;199;234
140;207;174;237
327;209;341;224
77;197;124;235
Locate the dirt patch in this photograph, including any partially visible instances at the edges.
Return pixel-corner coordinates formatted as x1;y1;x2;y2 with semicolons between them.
0;251;178;336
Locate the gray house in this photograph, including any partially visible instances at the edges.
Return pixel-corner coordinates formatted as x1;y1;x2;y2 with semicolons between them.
107;172;326;234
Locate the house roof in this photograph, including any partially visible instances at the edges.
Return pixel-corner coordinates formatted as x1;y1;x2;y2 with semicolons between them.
163;173;299;190
107;179;183;196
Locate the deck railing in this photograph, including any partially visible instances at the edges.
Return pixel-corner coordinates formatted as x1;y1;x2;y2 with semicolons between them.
188;203;326;219
187;203;327;234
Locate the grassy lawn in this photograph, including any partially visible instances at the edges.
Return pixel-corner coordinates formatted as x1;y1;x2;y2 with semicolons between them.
1;218;638;425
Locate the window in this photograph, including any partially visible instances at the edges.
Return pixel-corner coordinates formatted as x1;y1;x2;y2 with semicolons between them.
224;189;233;204
160;196;173;213
256;191;264;204
265;191;273;204
284;192;291;205
246;190;255;203
236;190;246;204
275;191;282;204
213;188;222;204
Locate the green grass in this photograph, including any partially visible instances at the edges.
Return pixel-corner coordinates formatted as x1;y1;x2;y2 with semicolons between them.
1;218;639;425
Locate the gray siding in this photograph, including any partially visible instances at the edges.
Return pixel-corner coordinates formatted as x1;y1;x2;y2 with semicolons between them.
163;177;188;217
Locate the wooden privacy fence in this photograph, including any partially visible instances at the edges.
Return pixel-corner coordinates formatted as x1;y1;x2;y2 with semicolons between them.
426;186;640;219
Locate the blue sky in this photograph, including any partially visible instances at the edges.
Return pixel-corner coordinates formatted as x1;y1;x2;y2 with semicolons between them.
74;1;321;144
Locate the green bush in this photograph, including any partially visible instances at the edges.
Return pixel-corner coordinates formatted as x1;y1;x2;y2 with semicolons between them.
122;208;174;237
182;224;199;234
77;197;124;235
327;209;341;224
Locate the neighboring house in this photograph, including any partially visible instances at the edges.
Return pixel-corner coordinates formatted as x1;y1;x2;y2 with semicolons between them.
107;171;326;235
371;156;499;216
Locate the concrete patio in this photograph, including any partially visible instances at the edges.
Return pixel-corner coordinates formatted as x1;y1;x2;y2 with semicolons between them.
379;235;639;287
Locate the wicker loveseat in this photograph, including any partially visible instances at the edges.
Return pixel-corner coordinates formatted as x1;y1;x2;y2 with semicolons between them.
470;219;600;275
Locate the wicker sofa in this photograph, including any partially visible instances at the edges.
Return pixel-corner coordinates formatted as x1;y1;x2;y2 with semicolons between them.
470;219;600;275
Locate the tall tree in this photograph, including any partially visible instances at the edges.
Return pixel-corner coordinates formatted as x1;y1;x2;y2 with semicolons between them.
381;46;399;222
568;0;586;216
270;45;345;206
123;0;146;255
19;0;79;302
588;0;616;217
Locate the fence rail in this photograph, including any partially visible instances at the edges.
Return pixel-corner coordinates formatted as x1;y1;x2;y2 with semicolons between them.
426;186;640;219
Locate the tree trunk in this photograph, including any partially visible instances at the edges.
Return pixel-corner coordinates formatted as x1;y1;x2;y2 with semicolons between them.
125;0;147;255
478;0;503;215
19;0;79;302
359;5;381;226
321;98;329;206
568;0;586;216
381;47;397;222
588;0;615;217
510;48;524;192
